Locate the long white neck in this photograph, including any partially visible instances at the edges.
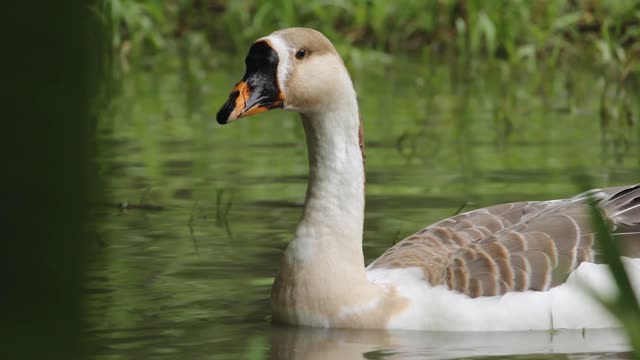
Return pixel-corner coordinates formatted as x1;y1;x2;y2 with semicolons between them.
289;103;365;267
271;81;389;327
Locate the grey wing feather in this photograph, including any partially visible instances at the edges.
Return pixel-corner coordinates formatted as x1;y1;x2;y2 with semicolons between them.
368;184;640;298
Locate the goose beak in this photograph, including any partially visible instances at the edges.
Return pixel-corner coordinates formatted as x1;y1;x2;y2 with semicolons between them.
217;41;284;124
216;79;283;124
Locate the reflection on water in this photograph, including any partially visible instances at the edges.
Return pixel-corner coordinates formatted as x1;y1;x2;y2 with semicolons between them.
89;52;639;359
270;326;629;360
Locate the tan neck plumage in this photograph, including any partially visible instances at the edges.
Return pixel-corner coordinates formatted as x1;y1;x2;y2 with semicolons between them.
271;87;396;326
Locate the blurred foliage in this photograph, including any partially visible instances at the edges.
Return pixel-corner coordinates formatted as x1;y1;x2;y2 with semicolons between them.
3;1;110;359
109;0;640;62
105;0;640;139
580;180;640;358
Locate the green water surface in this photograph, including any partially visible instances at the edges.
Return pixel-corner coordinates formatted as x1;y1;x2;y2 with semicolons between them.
89;50;639;359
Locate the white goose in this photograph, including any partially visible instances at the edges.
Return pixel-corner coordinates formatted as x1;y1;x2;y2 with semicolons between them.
217;28;640;331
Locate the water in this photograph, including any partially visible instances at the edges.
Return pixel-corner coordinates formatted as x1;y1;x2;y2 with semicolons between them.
89;50;640;359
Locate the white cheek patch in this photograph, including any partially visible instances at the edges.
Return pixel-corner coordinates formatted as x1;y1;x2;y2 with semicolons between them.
260;35;292;103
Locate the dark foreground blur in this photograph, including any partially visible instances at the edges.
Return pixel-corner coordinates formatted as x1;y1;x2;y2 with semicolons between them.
2;1;109;358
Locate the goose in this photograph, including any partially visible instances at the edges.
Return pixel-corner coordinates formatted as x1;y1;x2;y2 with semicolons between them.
216;27;640;331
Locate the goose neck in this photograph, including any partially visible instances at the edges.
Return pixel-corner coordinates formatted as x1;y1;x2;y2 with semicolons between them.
288;104;365;265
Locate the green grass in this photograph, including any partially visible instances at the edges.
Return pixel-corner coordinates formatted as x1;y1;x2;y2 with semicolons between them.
105;1;640;123
580;180;640;357
108;0;640;61
104;1;640;128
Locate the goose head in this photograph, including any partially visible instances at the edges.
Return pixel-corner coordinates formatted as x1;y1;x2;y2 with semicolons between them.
217;28;356;124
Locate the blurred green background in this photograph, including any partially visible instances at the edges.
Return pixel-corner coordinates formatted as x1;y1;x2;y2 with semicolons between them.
4;1;640;359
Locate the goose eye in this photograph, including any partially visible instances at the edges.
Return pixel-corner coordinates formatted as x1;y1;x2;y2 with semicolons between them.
295;49;307;60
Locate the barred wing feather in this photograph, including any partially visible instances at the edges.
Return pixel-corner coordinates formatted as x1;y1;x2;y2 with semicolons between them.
368;185;640;298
